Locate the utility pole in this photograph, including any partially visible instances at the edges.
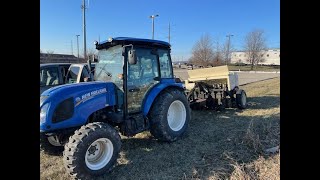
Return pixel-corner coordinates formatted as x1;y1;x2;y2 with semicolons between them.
76;35;80;59
226;34;234;65
81;0;87;60
168;22;171;43
149;14;159;39
71;40;73;55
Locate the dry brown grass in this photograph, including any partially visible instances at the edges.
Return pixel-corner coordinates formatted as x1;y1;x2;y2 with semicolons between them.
40;77;280;180
229;153;280;180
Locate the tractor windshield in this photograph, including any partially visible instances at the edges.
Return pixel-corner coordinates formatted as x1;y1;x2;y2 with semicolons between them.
95;45;123;89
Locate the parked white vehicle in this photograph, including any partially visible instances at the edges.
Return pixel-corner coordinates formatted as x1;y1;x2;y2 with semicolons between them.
40;63;95;95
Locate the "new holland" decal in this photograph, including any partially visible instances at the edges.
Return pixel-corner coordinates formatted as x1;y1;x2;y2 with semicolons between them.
75;88;107;107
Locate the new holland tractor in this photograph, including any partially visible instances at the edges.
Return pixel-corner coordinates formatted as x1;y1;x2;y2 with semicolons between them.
40;37;191;179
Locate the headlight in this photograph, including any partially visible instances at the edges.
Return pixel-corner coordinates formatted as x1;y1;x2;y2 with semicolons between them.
40;103;49;123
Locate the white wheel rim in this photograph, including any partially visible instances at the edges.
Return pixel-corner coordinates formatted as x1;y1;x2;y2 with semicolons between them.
167;100;187;131
47;136;62;146
242;92;247;106
85;138;114;171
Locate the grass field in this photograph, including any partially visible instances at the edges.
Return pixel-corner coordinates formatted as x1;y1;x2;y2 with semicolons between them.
40;78;280;180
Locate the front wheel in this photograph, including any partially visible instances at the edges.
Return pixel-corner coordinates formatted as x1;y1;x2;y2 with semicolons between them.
63;122;121;179
149;89;191;142
236;89;247;109
40;133;64;155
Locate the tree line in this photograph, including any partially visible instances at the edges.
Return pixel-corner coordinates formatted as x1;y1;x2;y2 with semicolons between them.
189;29;268;70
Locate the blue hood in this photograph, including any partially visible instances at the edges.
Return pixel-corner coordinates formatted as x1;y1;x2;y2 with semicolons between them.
40;81;117;132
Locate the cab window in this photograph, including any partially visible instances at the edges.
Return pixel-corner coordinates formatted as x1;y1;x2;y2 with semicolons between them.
66;66;80;83
158;49;173;78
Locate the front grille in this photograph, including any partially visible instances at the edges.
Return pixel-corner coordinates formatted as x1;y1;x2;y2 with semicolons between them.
52;97;74;123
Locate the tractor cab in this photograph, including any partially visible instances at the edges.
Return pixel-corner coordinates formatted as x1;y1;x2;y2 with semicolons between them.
94;37;175;120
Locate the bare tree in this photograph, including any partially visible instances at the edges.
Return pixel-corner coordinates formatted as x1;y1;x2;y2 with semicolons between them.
244;30;267;70
222;39;235;64
212;40;224;66
189;33;215;67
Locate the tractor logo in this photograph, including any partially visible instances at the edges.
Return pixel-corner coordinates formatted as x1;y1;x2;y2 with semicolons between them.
75;88;107;107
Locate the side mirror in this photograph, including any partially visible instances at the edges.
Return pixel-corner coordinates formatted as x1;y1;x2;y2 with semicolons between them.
128;50;137;65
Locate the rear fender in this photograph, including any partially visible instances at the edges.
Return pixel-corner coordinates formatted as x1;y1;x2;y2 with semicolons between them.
142;79;184;116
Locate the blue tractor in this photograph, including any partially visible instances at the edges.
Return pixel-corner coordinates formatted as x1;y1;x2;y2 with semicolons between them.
40;37;191;179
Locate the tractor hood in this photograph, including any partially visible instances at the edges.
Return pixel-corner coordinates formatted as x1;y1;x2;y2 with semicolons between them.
40;81;117;132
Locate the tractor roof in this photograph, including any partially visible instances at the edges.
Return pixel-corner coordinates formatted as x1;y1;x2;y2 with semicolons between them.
96;37;170;50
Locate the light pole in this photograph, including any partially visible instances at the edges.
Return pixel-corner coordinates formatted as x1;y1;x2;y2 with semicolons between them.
76;35;80;59
81;0;87;60
71;40;73;55
168;22;170;43
226;34;234;65
149;14;159;39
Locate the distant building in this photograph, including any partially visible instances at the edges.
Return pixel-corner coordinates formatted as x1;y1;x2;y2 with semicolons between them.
40;53;83;64
230;49;280;65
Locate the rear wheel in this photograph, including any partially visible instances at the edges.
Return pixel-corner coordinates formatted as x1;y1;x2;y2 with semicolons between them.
236;90;247;109
149;89;191;142
63;122;121;179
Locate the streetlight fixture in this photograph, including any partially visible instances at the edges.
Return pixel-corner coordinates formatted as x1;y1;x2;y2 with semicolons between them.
76;35;80;59
149;14;159;39
226;34;234;65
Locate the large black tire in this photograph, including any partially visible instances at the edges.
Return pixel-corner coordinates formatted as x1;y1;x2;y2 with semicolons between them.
40;133;64;155
149;89;191;142
236;89;247;109
63;122;121;180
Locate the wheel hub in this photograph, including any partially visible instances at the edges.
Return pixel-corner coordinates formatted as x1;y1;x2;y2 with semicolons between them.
242;92;246;105
167;100;187;131
88;144;98;156
85;138;114;170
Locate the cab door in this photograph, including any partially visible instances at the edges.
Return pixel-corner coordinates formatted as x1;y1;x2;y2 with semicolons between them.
65;65;81;83
127;48;159;113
